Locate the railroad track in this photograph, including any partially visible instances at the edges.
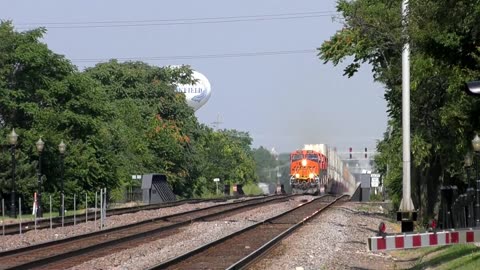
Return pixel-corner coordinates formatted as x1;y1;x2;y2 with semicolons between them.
1;196;243;235
0;194;295;270
150;194;347;270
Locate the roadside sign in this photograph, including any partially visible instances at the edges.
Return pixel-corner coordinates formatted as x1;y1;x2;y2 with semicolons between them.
371;173;381;187
213;178;220;194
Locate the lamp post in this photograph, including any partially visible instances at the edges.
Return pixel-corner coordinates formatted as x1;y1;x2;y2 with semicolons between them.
8;129;18;218
58;140;66;216
465;152;474;227
35;138;45;217
472;134;480;227
465;152;473;188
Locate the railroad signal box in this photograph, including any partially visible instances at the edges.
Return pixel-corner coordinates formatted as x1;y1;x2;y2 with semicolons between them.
224;184;230;196
142;174;176;204
232;184;245;196
359;174;371;201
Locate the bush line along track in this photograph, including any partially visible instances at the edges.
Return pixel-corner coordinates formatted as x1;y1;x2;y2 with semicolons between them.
150;195;348;270
0;194;296;270
2;197;244;235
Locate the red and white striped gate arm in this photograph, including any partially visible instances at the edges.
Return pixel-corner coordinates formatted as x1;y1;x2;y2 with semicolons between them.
368;229;480;251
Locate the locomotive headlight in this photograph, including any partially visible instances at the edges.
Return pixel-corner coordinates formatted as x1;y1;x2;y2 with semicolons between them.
301;159;307;167
309;173;315;179
295;173;300;178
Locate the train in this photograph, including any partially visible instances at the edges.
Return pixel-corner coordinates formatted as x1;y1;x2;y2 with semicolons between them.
289;144;356;195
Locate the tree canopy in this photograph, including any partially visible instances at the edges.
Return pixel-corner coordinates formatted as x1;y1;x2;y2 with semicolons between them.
0;21;259;209
319;0;480;220
252;146;277;184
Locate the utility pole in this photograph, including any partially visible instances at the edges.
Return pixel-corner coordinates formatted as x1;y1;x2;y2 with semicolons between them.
211;113;223;130
398;0;416;232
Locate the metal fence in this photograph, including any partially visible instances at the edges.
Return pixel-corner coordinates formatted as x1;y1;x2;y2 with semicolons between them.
0;189;109;236
438;185;480;229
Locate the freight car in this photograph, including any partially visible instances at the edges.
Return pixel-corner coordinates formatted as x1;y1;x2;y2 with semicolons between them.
289;144;356;195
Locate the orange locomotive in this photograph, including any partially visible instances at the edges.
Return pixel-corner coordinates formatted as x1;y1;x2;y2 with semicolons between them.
289;149;328;194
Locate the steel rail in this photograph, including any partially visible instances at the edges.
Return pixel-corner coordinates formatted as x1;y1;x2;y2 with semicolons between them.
229;195;349;269
1;196;243;235
148;195;346;270
0;194;294;270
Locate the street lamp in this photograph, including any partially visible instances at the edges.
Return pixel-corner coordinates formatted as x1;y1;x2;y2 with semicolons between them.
58;140;66;216
8;129;18;218
35;138;45;217
472;134;480;227
465;81;480;95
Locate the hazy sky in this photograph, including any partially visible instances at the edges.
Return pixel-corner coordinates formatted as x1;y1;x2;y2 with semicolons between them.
1;0;388;153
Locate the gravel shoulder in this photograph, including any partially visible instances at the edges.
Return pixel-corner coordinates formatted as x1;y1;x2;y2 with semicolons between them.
250;201;415;270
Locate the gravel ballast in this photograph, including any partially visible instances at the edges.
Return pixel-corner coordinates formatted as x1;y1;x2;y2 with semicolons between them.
250;202;405;270
0;198;256;251
2;197;403;269
69;195;314;270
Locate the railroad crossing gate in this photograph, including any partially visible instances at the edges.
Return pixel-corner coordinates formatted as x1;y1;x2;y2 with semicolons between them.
368;229;480;251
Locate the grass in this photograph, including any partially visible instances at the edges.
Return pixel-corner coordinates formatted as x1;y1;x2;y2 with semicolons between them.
403;244;480;270
197;183;265;199
242;182;264;195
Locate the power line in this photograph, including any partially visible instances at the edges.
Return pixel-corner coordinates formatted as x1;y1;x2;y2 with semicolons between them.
18;15;337;29
17;10;338;25
16;11;339;29
71;49;318;63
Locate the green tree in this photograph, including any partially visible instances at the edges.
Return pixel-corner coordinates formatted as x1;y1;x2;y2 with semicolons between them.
0;21;113;208
84;61;200;197
191;128;257;196
252;146;277;183
318;0;480;221
0;21;260;207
